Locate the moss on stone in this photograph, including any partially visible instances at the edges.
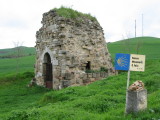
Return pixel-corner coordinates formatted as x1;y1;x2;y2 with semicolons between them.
52;6;97;21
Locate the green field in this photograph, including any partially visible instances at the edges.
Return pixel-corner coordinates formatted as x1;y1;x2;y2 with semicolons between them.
108;36;160;60
0;55;35;76
0;37;160;120
0;46;35;58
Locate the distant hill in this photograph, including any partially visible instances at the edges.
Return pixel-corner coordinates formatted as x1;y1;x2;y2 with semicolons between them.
107;36;160;60
0;46;35;58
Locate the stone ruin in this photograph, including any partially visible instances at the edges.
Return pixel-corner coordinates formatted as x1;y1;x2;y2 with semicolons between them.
35;8;115;89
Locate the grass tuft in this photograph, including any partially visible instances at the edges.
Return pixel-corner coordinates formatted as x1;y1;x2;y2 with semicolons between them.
53;6;97;21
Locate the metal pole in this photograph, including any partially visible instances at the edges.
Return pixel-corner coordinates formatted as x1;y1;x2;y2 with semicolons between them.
127;70;130;90
135;20;136;38
142;14;143;36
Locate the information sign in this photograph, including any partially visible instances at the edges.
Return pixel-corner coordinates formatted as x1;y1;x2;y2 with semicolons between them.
129;54;145;72
115;53;130;71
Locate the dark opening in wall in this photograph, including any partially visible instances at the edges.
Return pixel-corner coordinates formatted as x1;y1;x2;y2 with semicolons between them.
86;61;91;70
43;53;53;89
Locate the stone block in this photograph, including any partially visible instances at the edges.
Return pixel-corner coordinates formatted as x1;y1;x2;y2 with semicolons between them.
58;33;66;38
104;72;108;77
67;33;74;38
92;73;97;78
59;50;67;54
59;24;65;28
87;73;93;78
57;17;65;21
82;74;87;79
68;64;75;68
61;80;70;88
61;70;66;74
74;30;81;35
83;78;90;83
126;89;147;114
100;72;104;77
52;59;58;65
90;78;95;82
64;73;74;80
76;78;83;84
46;24;59;32
96;73;100;78
53;39;63;46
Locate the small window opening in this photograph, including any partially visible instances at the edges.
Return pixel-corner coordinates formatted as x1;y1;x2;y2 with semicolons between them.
86;61;91;70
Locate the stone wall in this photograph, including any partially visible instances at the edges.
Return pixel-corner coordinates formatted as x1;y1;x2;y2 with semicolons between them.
35;9;115;89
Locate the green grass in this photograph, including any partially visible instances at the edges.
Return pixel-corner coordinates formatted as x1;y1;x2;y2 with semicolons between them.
0;37;160;119
0;55;35;76
1;59;159;120
0;46;35;58
108;36;160;60
0;72;50;119
53;6;97;21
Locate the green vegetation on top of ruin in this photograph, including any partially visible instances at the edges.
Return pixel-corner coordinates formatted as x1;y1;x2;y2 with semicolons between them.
52;6;97;21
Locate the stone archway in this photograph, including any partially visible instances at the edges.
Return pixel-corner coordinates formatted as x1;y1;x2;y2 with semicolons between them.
43;53;53;89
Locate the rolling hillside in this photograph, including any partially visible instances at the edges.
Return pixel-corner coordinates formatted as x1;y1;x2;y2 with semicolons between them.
108;36;160;60
0;55;35;76
0;46;35;58
0;47;35;76
0;37;160;120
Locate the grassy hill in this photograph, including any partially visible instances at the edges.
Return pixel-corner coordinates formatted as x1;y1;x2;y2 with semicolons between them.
0;55;35;76
0;46;35;76
0;37;160;119
108;36;160;60
0;46;35;58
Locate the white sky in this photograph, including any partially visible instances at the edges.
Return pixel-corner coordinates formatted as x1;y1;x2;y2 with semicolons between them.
0;0;160;49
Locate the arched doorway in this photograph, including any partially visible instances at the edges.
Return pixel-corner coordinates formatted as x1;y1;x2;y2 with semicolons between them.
43;53;53;89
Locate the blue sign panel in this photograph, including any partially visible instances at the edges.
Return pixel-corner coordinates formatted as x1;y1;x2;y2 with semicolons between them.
115;53;130;71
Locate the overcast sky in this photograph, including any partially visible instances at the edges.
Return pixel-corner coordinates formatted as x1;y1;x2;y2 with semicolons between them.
0;0;160;49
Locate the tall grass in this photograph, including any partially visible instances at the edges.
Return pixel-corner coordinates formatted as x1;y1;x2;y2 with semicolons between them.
53;6;97;21
0;72;49;119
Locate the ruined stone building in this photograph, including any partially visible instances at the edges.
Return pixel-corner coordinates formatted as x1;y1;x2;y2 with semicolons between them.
35;8;115;89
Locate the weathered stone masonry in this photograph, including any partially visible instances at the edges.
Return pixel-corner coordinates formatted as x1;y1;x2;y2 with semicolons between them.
35;9;115;89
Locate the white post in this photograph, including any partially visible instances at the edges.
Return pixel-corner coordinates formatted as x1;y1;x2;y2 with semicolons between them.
127;70;130;90
125;70;131;113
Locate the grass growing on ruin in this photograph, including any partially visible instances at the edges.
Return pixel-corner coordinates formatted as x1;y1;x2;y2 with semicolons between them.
53;6;97;21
